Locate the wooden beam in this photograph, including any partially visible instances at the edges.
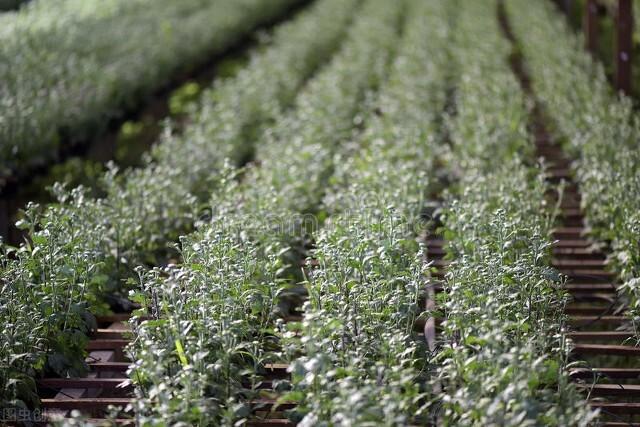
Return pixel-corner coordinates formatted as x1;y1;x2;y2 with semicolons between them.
41;398;131;410
86;339;129;351
590;402;640;414
86;362;130;372
585;0;599;53
570;367;640;379
565;283;617;293
581;383;640;396
572;343;640;355
615;0;633;94
566;331;633;341
38;378;131;390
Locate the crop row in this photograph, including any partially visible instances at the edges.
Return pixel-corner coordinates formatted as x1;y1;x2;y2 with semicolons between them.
282;0;452;424
505;0;640;340
0;0;358;412
0;0;300;176
127;0;402;424
124;0;605;424
436;1;595;424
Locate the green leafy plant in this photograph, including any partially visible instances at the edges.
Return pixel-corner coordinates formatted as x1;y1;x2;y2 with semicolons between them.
434;1;596;425
0;0;359;411
506;0;640;341
283;1;452;424
0;0;302;176
128;0;400;423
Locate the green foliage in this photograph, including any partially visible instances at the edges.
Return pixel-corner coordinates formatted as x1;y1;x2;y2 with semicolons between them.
0;0;359;410
284;1;451;424
0;0;302;176
1;1;627;423
127;0;399;423
435;1;596;425
1;205;96;410
506;0;640;342
168;82;202;117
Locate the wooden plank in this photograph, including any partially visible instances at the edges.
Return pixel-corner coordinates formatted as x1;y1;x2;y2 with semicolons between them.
553;247;605;259
570;367;640;379
264;363;289;370
87;362;130;372
583;0;598;53
600;423;640;427
554;247;596;255
590;402;640;414
95;314;132;324
87;339;130;351
569;291;617;301
562;270;614;281
44;418;135;426
262;363;289;379
547;168;572;177
553;259;607;268
572;343;640;356
615;0;633;94
51;320;127;418
553;239;593;248
560;201;582;210
569;315;629;325
38;378;130;390
565;306;621;316
93;329;130;339
41;398;132;410
582;383;640;396
566;331;634;341
566;284;617;293
553;226;585;235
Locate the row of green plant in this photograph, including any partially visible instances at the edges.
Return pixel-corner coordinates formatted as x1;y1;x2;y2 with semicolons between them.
0;0;359;413
435;1;596;425
280;0;453;424
0;0;300;176
505;0;640;341
127;0;403;424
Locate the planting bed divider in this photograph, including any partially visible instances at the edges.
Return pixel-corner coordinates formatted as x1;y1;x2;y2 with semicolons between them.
36;310;290;425
424;2;640;424
35;302;432;425
37;314;134;424
529;88;640;424
504;2;638;423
